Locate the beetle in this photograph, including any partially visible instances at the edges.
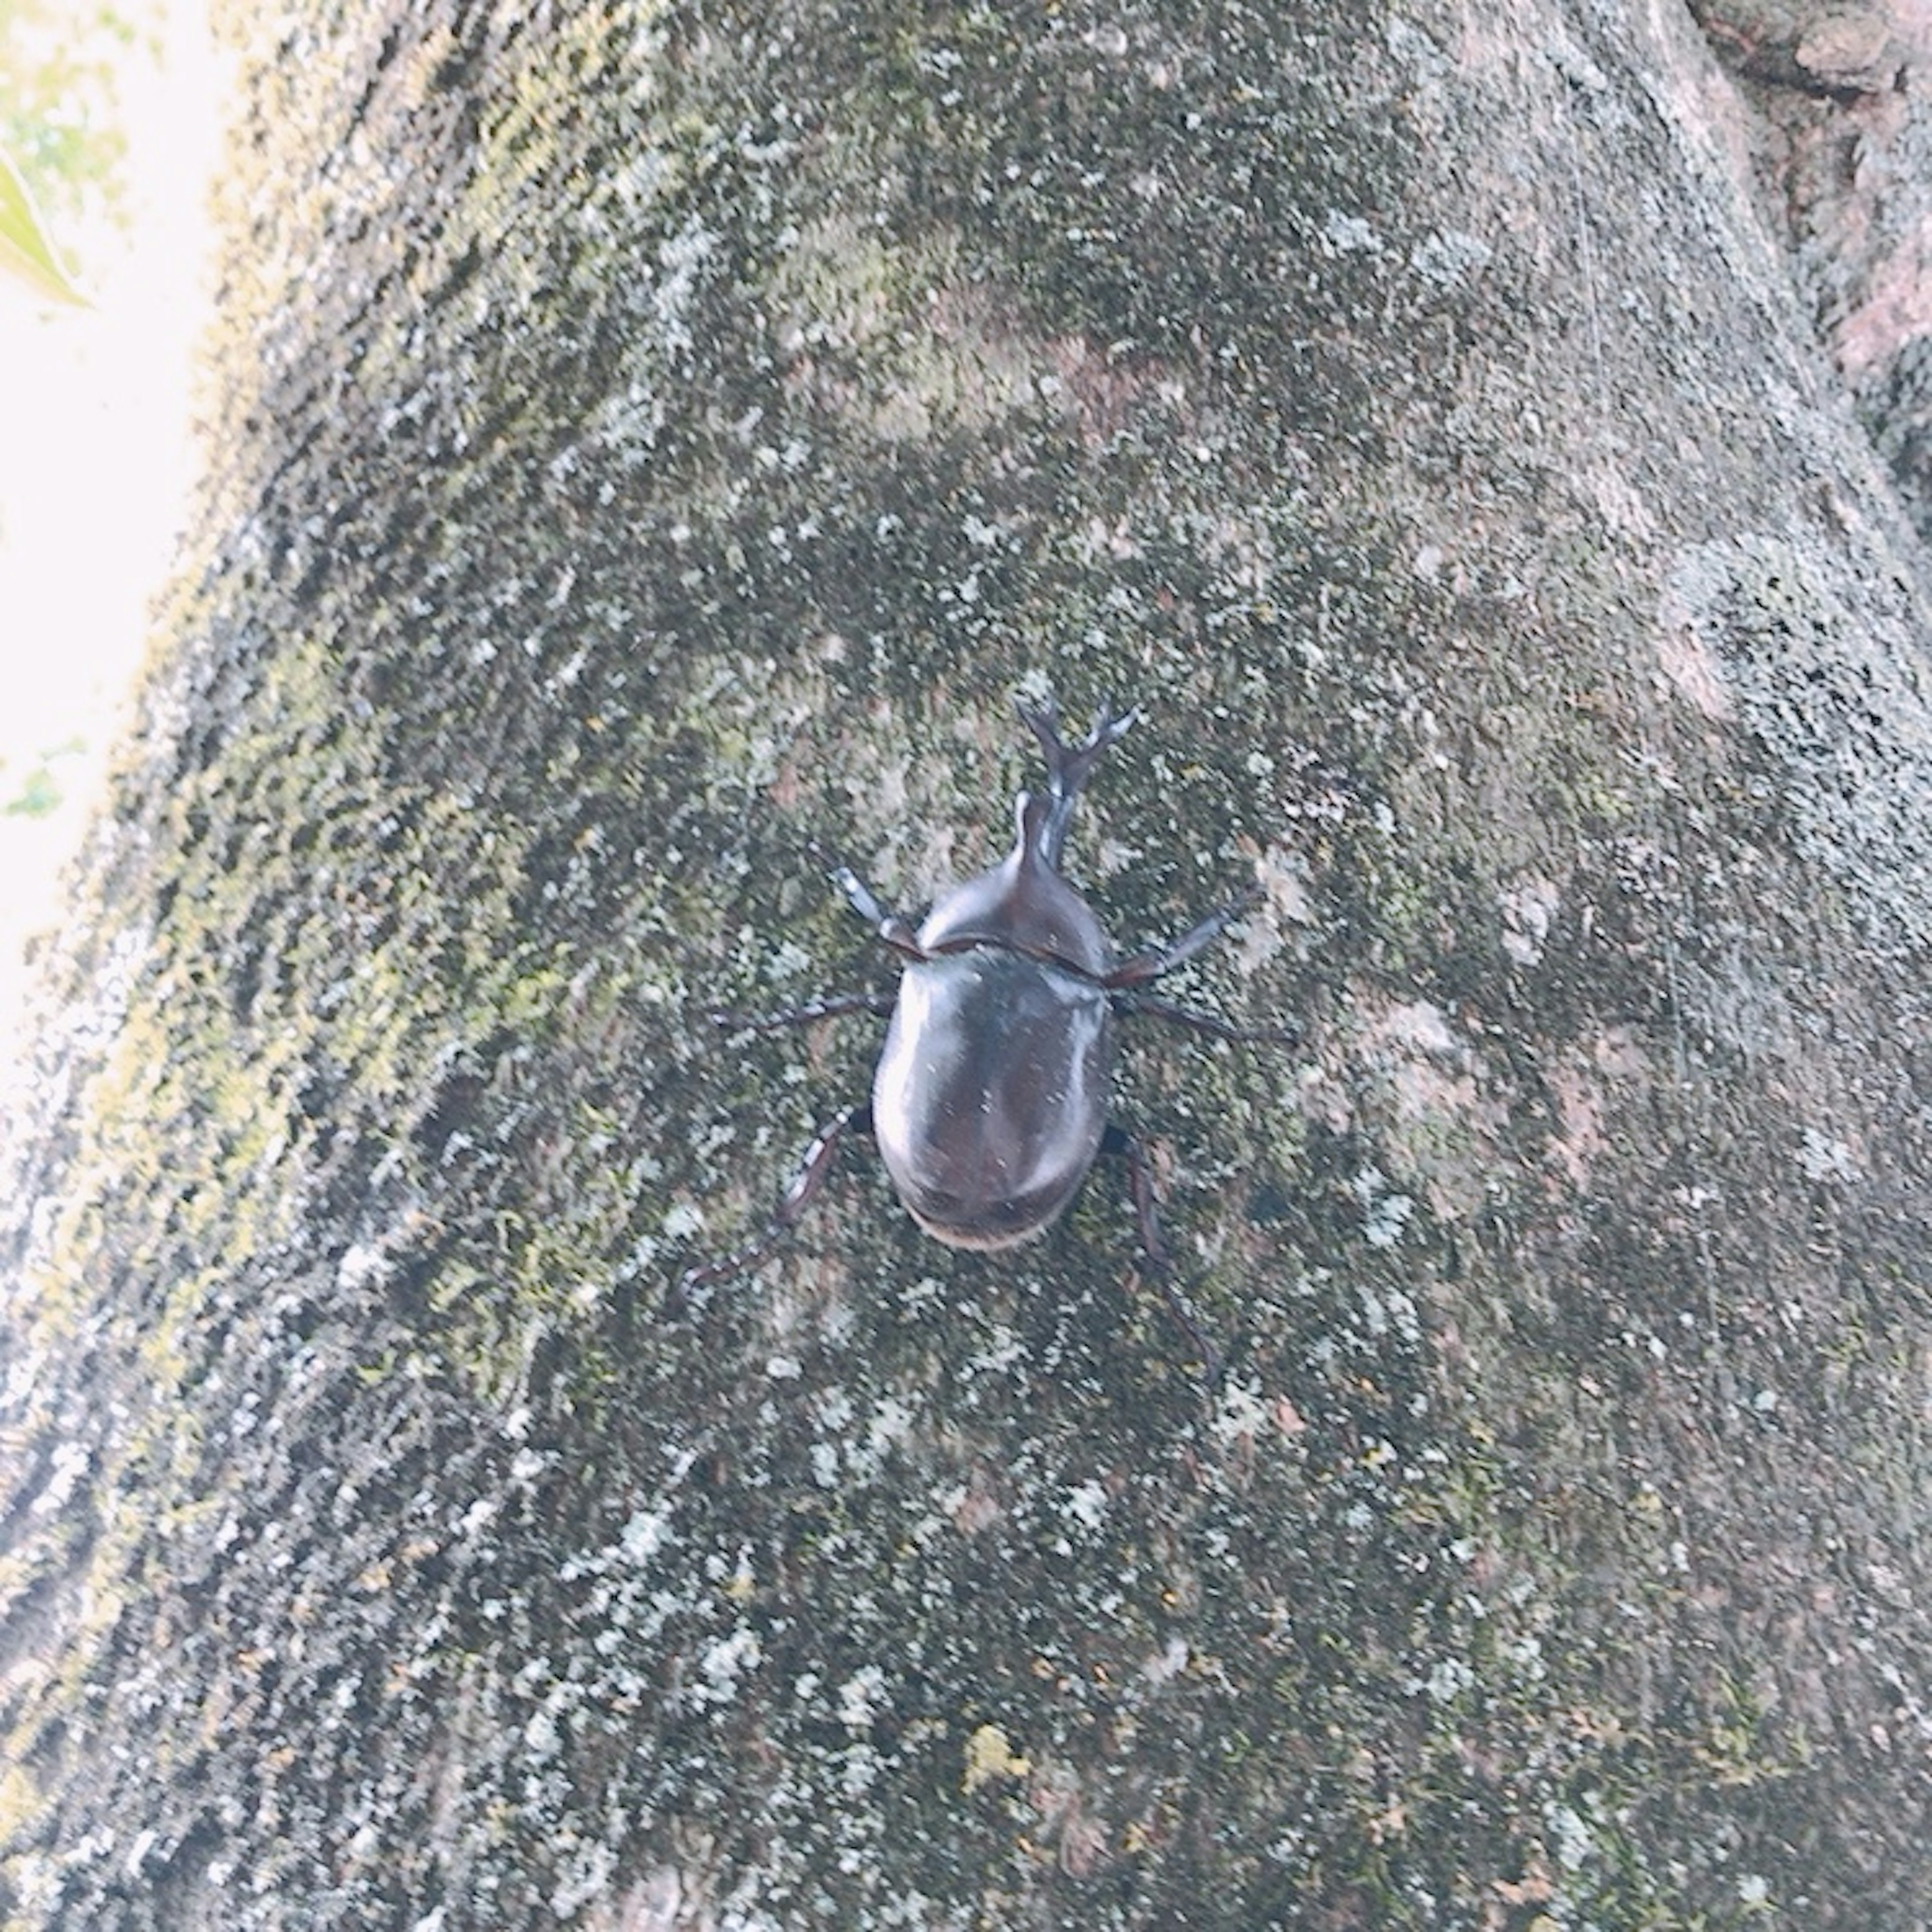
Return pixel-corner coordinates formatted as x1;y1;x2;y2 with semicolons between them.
680;695;1277;1369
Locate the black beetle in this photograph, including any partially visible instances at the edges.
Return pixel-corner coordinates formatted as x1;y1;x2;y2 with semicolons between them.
682;696;1275;1367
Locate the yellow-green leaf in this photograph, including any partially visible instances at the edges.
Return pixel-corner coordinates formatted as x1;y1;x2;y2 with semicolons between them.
0;145;89;307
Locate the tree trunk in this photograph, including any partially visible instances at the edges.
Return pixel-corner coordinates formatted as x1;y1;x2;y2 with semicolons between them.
5;1;1930;1925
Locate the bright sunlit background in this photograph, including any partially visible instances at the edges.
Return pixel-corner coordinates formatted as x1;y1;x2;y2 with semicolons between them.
0;0;224;1064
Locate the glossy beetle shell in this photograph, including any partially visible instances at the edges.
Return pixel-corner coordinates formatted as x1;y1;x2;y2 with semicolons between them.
871;713;1129;1247
914;793;1113;973
680;694;1261;1373
873;949;1111;1248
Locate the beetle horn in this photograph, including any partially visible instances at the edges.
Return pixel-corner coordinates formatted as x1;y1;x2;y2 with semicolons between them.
1013;695;1138;869
1015;697;1138;799
1013;788;1056;867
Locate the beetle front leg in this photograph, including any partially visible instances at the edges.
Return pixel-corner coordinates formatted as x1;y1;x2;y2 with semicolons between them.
1112;884;1259;989
1101;1123;1223;1384
808;840;927;960
1106;887;1294;1043
1103;885;1260;991
677;1102;873;1299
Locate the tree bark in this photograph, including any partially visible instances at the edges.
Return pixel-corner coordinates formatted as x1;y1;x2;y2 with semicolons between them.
4;1;1931;1925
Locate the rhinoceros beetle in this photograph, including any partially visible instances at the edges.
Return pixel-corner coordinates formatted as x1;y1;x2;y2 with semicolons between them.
681;696;1277;1370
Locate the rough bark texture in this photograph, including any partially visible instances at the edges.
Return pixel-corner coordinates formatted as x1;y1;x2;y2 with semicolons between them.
1690;0;1932;539
4;1;1932;1926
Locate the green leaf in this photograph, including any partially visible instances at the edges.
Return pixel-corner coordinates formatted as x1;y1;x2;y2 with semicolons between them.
0;144;90;306
2;738;88;818
3;765;64;819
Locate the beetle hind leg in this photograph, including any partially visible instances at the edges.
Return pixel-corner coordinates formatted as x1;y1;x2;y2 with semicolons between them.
1101;1123;1224;1385
676;1102;873;1302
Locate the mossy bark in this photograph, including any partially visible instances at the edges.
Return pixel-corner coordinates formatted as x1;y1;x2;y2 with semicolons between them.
4;1;1931;1926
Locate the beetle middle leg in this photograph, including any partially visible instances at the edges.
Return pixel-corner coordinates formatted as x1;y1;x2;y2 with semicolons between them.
677;1102;873;1299
1101;1122;1223;1384
1111;991;1297;1044
708;991;894;1032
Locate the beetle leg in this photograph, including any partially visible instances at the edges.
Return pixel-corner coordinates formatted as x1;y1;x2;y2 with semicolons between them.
1112;991;1299;1044
1103;885;1260;991
1100;1123;1223;1383
676;1103;874;1299
708;992;894;1032
809;839;927;959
